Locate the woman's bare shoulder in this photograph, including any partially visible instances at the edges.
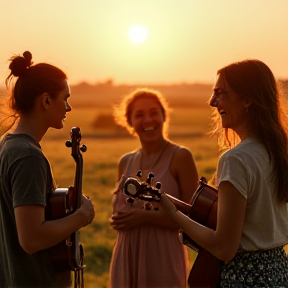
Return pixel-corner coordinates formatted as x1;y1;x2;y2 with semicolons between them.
170;142;193;160
118;150;138;175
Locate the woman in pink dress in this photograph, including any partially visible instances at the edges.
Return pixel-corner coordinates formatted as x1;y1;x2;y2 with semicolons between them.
109;88;199;288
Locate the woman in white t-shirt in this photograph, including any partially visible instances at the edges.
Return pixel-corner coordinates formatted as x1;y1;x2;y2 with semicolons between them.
156;59;288;287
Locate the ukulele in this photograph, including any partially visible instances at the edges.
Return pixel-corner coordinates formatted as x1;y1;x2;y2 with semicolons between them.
123;170;223;288
46;127;87;287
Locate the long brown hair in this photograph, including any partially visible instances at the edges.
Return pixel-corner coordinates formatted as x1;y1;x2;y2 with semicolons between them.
210;59;288;202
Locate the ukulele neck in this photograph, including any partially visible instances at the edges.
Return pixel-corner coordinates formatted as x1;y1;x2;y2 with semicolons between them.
165;194;192;215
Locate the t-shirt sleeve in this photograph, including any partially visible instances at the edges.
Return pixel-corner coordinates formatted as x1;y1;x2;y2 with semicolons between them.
217;154;248;199
11;156;48;208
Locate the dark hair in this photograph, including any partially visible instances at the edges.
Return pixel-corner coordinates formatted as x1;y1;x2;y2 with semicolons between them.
5;51;67;114
211;59;288;202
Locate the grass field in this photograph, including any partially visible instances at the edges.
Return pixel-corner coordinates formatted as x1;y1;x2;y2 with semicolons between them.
41;105;220;288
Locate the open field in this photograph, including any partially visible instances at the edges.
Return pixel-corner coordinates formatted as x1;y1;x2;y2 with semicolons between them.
41;106;220;288
1;81;287;287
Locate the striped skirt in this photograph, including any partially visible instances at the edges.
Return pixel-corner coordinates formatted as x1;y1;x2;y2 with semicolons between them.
218;247;288;287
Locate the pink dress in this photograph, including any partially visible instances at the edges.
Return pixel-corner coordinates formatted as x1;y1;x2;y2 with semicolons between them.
109;142;188;288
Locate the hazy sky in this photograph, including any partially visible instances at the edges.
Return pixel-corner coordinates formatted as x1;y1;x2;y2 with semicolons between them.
1;0;287;85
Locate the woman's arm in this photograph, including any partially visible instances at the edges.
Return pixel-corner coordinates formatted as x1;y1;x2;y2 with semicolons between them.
113;146;199;231
111;208;180;230
159;181;247;262
14;195;95;254
110;153;181;230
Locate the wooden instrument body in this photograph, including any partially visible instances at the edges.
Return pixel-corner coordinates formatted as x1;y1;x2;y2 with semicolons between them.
46;127;85;272
180;178;222;288
47;187;82;271
123;173;223;288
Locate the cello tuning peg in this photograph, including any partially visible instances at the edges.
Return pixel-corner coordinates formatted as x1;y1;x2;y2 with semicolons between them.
65;140;72;147
80;144;87;152
126;197;134;204
156;182;161;189
136;170;142;178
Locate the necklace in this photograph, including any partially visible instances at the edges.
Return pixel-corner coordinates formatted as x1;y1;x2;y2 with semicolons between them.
139;141;169;173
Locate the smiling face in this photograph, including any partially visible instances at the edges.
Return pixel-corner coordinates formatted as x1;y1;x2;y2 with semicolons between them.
209;74;250;139
48;79;72;129
129;96;165;143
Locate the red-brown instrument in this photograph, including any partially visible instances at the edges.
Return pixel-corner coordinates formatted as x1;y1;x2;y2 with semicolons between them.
46;127;87;288
123;170;223;288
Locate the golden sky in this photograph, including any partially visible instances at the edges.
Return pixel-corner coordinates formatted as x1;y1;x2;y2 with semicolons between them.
0;0;287;85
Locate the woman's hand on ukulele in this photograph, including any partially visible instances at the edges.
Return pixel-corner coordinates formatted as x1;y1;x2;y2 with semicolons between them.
158;193;178;221
77;195;95;226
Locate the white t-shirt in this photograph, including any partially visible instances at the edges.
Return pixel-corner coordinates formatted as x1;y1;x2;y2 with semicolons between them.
216;138;288;251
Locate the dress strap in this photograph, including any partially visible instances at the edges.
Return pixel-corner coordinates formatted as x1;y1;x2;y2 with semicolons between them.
125;149;141;177
154;142;179;170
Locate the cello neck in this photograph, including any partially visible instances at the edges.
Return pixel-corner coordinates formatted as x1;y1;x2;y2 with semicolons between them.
68;126;86;211
74;155;83;209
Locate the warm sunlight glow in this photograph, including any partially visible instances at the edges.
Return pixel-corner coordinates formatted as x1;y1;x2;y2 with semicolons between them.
128;24;148;44
1;1;288;85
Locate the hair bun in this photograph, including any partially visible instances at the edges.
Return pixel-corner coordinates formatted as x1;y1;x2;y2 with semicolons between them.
8;51;33;77
23;51;33;67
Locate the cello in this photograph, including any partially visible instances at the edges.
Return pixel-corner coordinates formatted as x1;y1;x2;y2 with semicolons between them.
46;127;87;288
123;171;223;288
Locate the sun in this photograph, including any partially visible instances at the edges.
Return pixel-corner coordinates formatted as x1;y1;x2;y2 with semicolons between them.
128;24;148;44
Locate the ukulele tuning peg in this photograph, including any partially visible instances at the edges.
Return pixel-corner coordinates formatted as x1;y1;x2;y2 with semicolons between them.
65;140;72;147
148;172;154;178
80;144;87;152
136;170;142;178
144;202;152;210
147;172;154;184
126;197;134;204
156;182;161;189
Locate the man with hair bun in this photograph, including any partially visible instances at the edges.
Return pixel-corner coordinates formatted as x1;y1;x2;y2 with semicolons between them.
0;51;95;288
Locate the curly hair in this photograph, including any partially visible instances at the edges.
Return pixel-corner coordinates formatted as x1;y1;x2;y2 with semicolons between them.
113;88;171;138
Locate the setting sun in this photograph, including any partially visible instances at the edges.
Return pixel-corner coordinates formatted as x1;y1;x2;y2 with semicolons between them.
128;24;148;44
0;0;287;85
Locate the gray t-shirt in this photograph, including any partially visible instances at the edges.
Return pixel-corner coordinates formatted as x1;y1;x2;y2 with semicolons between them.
0;133;69;288
216;138;288;251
